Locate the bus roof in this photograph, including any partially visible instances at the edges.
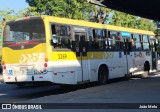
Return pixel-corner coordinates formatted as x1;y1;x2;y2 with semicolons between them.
41;15;154;35
6;15;155;36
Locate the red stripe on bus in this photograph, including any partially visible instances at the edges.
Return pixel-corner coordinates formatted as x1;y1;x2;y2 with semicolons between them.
8;42;39;47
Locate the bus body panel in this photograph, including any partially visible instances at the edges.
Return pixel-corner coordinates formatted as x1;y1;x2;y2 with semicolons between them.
2;15;157;85
2;43;47;83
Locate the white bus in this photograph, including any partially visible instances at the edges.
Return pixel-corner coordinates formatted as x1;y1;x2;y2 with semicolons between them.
2;15;158;86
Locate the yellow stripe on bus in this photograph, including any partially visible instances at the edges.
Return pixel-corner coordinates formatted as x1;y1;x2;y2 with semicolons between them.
2;43;46;64
51;52;114;61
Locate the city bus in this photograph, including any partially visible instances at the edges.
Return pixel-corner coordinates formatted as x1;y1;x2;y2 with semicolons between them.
0;28;2;73
1;15;158;86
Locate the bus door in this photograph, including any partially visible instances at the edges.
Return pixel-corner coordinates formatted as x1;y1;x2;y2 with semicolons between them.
121;32;132;75
74;32;89;82
150;38;158;70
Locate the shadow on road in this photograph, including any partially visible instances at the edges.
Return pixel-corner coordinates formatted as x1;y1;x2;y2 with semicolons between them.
0;72;160;103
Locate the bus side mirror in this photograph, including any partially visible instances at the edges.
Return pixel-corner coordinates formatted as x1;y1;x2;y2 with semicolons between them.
52;38;57;44
51;35;57;43
51;34;58;48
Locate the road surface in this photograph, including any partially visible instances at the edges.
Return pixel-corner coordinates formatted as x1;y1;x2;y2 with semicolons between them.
0;73;160;112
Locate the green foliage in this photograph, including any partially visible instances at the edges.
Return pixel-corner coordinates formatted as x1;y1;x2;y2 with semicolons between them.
136;18;157;32
0;9;20;20
0;9;22;28
25;0;157;32
19;6;41;16
0;1;157;33
109;11;157;32
26;0;94;20
0;7;41;28
89;6;111;23
110;11;136;27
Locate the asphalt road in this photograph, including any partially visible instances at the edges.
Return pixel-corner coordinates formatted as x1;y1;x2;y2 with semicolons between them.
0;75;160;103
0;84;62;103
23;76;160;103
0;74;160;112
0;82;96;103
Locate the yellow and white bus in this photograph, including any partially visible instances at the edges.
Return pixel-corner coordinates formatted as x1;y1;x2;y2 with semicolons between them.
1;15;158;86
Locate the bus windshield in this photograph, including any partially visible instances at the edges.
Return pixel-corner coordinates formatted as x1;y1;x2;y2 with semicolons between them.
3;17;45;44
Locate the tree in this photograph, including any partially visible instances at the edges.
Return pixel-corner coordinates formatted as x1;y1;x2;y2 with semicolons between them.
26;0;94;20
26;0;157;32
0;9;22;28
26;0;113;23
0;7;42;29
136;18;157;32
89;6;111;23
108;11;157;32
109;11;137;28
19;6;40;16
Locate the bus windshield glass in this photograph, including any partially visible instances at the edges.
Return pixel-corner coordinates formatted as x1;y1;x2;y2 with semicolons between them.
3;17;45;44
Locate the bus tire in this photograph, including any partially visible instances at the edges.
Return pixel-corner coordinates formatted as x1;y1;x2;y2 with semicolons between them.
98;65;108;85
125;73;131;79
141;62;150;78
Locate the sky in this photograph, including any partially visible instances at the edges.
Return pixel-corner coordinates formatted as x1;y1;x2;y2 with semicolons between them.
0;0;29;13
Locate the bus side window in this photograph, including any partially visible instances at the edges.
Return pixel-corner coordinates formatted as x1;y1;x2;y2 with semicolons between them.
142;35;150;50
50;24;72;50
106;31;111;49
105;30;109;49
108;31;117;50
88;28;93;50
115;32;122;50
51;25;56;35
108;31;111;49
92;29;105;50
97;29;105;50
155;38;159;52
131;34;136;50
50;24;58;48
133;34;142;51
92;29;99;49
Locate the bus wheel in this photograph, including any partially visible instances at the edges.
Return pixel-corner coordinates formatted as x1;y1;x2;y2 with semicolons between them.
141;62;150;78
98;66;108;85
